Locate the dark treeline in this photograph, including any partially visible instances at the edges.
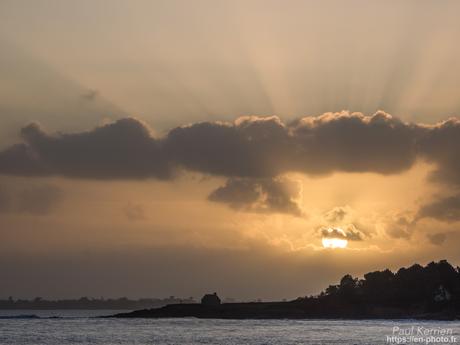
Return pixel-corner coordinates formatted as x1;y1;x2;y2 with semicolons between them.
0;296;196;310
295;259;460;318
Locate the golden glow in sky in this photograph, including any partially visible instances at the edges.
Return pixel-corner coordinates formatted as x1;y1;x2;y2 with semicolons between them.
322;237;348;249
0;0;460;301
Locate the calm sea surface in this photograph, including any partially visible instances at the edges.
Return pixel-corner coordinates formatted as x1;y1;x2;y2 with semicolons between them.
0;310;459;345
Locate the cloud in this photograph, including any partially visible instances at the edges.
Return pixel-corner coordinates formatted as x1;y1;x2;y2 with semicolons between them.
5;118;172;179
386;215;415;239
0;183;62;215
427;233;447;246
208;177;303;216
290;111;418;175
165;115;291;178
417;194;460;223
0;111;421;180
324;206;349;223
418;118;460;186
320;225;364;241
342;224;365;241
0;144;47;177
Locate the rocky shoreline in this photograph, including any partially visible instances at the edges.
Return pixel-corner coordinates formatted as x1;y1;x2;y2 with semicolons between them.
110;302;459;320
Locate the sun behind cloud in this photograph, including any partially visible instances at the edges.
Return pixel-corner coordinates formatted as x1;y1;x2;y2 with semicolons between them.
322;228;348;249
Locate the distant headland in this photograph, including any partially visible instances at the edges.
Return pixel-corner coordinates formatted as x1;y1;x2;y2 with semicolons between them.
112;260;460;320
0;296;196;310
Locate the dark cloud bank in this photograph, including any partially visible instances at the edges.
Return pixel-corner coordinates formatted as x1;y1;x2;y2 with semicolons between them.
0;111;459;219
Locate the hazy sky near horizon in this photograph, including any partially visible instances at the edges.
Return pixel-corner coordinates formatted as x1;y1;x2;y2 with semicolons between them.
1;0;460;300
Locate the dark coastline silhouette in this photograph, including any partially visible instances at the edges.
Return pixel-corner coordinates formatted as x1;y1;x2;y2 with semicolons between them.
112;260;460;320
0;296;195;310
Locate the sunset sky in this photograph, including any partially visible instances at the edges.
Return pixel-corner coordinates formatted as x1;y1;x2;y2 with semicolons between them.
1;0;460;301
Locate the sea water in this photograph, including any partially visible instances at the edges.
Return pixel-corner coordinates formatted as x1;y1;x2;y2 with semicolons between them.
0;310;459;345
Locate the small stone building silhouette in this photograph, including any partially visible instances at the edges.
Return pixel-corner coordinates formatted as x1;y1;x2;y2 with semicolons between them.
201;292;221;306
